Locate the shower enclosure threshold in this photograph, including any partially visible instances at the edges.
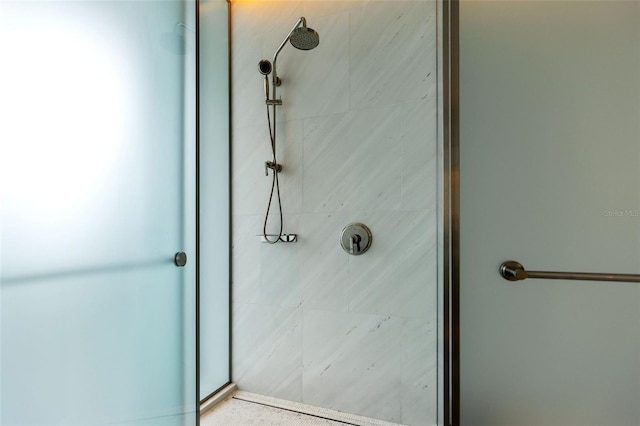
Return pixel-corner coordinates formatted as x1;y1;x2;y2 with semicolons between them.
201;390;404;426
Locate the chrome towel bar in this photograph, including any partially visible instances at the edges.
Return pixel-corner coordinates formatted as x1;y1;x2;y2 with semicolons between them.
500;260;640;283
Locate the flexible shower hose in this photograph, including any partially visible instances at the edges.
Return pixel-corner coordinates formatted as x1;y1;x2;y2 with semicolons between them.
262;104;283;244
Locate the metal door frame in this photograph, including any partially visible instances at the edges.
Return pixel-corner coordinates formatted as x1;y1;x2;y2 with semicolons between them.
442;0;459;425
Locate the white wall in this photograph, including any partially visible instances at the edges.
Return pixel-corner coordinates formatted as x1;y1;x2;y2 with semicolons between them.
230;1;439;424
459;1;640;424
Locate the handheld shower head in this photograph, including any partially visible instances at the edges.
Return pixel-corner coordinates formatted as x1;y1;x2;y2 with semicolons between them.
258;60;273;101
258;59;272;75
289;26;319;51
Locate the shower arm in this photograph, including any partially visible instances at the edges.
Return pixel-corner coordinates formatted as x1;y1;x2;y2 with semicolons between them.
271;17;306;97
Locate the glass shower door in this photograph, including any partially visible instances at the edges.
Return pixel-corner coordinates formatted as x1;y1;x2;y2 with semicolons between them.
0;1;197;424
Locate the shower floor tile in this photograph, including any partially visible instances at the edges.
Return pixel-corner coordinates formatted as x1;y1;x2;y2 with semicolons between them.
201;397;345;425
201;391;403;426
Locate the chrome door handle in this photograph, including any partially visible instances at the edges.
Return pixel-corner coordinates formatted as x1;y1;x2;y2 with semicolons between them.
175;252;187;267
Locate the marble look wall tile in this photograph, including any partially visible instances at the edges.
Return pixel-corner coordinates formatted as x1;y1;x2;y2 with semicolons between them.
275;11;350;121
254;3;306;61
232;120;303;216
231;38;266;130
302;112;353;212
231;0;440;423
350;0;437;108
402;98;437;211
232;124;273;215
299;212;351;312
232;303;303;402
303;105;402;213
231;1;350;125
232;1;303;129
348;209;437;318
231;214;262;304
435;3;445;420
260;215;303;307
346;106;402;211
279;120;305;214
301;0;367;19
233;1;303;51
302;309;403;423
401;317;438;426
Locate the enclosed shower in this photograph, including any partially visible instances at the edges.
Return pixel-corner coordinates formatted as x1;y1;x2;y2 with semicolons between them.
1;0;441;424
230;1;440;424
258;17;319;244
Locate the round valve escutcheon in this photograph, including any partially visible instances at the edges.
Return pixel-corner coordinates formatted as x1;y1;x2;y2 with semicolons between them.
340;223;372;255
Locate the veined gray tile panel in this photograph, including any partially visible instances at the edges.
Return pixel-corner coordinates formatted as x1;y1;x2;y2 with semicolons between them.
231;303;303;402
402;98;438;211
302;309;403;423
260;215;302;308
231;214;262;304
302;112;354;212
231;1;439;425
232;120;303;216
348;210;436;318
401;317;438;425
299;212;351;312
350;0;437;108
277;11;350;121
231;1;304;130
302;105;402;213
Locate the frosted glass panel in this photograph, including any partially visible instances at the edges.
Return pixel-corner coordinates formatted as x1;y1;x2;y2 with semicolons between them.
0;1;197;424
199;0;230;399
459;1;640;424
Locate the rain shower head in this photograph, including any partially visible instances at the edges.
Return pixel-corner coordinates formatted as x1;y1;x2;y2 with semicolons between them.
268;17;319;87
289;26;319;51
